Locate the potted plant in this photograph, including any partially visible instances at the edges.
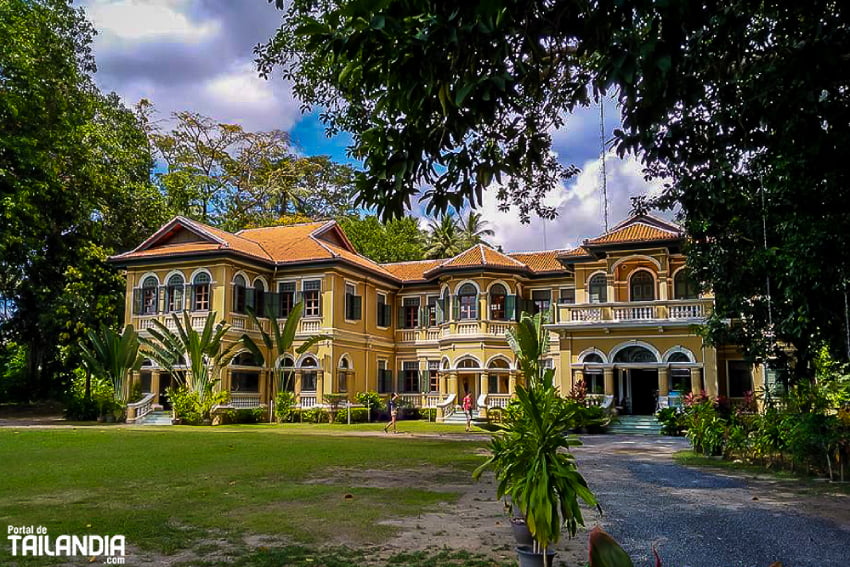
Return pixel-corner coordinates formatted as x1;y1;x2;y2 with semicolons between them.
474;310;599;567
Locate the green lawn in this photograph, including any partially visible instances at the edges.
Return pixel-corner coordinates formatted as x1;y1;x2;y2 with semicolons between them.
0;426;491;565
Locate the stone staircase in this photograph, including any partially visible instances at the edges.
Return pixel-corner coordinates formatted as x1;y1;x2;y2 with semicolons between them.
137;410;173;426
606;414;663;435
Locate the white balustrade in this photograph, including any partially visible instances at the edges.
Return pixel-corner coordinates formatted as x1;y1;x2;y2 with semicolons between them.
669;302;706;319
399;393;422;407
400;330;417;342
456;322;479;335
489;323;510;336
230;392;261;408
231;317;246;330
426;329;440;341
613;306;655;321
570;307;603;322
487;394;511;408
299;394;318;408
300;320;321;333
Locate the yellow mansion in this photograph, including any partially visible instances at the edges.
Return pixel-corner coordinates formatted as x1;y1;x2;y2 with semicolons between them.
110;213;762;418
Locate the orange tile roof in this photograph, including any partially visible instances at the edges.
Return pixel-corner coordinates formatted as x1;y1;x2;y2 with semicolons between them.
433;244;526;271
584;215;682;247
558;246;592;258
508;251;566;273
382;259;444;282
237;222;336;263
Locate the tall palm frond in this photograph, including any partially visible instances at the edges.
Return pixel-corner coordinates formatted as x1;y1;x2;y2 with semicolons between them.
458;210;495;248
241;301;329;392
425;213;464;259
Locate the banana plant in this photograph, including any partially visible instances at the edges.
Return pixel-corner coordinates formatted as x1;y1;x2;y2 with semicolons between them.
79;324;143;404
240;301;329;394
141;311;241;406
504;307;552;388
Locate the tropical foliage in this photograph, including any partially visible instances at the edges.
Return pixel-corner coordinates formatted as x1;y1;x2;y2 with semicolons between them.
241;301;329;395
337;215;426;263
424;213;464;259
78;325;143;405
0;0;168;398
140;311;242;422
258;0;850;374
475;311;598;555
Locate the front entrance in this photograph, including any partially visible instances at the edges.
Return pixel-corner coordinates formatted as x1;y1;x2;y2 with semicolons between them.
617;369;658;415
458;373;478;409
630;369;658;414
157;373;174;410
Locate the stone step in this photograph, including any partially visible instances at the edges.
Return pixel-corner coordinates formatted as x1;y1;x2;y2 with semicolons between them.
607;415;663;435
137;411;173;426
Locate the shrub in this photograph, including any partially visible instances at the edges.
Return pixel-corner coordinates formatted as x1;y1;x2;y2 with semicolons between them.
232;407;266;424
332;407;369;423
355;391;382;419
275;391;296;423
682;396;727;456
656;407;685;436
64;369;117;421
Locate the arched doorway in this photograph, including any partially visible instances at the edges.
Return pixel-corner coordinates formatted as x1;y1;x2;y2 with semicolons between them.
456;358;480;403
613;345;659;414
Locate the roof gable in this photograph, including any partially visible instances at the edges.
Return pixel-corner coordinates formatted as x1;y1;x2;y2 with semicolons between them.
583;214;682;247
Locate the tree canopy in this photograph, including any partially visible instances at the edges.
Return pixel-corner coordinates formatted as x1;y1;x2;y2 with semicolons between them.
0;0;169;397
144;105;358;231
337;214;426;263
259;0;850;373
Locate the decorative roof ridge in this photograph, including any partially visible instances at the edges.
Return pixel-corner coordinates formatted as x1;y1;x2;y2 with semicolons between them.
235;220;326;234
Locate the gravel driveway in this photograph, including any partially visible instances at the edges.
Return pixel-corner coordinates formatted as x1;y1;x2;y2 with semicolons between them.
571;435;850;567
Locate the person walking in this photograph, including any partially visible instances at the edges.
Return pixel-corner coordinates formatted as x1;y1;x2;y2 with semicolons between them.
462;391;474;432
384;392;400;433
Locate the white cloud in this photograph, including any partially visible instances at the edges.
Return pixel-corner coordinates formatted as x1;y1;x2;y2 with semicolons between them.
85;0;219;43
480;153;668;253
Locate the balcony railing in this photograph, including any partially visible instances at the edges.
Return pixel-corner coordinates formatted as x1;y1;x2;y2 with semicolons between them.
395;320;517;343
133;313;209;331
556;299;711;325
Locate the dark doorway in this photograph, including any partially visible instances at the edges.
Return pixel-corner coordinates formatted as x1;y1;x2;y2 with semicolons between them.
157;373;175;410
630;369;658;415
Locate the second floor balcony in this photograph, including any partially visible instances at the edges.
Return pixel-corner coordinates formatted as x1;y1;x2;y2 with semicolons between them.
554;298;712;326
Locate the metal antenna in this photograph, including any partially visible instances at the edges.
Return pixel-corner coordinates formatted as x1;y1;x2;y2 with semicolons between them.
600;98;609;232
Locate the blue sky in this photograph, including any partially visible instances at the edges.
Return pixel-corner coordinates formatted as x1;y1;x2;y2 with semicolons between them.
79;0;664;252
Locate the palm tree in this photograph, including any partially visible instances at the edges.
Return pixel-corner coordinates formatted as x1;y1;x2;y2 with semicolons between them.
425;213;464;258
79;325;143;406
240;301;329;395
141;311;242;419
458;210;495;249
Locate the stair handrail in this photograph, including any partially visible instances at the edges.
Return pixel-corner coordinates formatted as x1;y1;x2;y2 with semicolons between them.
126;392;155;423
437;393;456;417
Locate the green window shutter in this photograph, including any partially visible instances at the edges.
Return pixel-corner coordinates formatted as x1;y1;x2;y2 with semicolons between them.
505;295;516;321
397;303;405;328
158;286;166;313
436;299;444;324
419;370;428;393
268;292;280;318
353;295;362;320
452;296;460;321
245;288;255;312
132;288;142;315
419;306;428;328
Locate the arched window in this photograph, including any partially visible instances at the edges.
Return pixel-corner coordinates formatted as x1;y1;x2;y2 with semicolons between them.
629;271;655;302
489;283;507;320
674;270;699;300
337;356;350;392
300;356;318;392
192;272;211;311
231;351;261;393
278;356;296;392
166;274;185;312
458;358;479;369
253;279;266;317
457;283;478;320
668;352;690;363
588;273;607;303
233;275;247;314
141;276;159;315
582;352;604;364
613;346;658;363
